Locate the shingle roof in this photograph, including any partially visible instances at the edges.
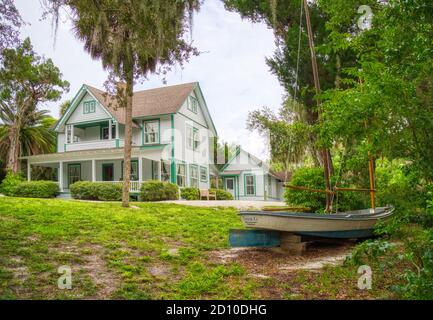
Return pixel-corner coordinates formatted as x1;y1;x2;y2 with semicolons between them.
86;82;197;124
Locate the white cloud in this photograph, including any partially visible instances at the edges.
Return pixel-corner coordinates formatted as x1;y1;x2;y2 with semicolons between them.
15;0;284;161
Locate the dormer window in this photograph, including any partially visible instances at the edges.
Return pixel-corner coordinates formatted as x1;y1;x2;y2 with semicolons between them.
83;100;96;114
188;96;198;113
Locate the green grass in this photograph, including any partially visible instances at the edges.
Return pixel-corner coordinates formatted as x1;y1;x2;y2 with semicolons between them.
0;197;250;299
0;197;406;300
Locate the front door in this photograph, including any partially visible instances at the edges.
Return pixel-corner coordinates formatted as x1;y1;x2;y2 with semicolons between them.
102;164;114;181
225;177;236;199
68;164;81;187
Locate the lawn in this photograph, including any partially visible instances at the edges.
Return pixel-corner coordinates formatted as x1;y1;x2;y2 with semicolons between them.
0;197;402;300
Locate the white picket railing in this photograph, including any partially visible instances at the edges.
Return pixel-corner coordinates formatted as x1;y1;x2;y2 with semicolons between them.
100;180;142;192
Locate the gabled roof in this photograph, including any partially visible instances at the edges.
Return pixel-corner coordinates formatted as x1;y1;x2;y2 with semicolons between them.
219;147;287;181
54;82;217;134
86;82;196;120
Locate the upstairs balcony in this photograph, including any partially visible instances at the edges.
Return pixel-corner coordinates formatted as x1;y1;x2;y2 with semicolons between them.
64;138;125;152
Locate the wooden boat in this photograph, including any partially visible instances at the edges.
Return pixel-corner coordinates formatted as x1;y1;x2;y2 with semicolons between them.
239;206;394;239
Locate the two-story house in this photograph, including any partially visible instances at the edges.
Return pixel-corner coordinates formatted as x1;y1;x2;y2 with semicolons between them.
22;82;218;193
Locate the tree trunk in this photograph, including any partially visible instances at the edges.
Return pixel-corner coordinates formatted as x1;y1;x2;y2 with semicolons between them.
121;70;134;208
6;123;21;173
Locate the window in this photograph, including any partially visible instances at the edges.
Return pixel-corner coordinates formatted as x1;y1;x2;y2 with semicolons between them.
83;101;96;114
161;161;170;182
102;124;116;140
190;165;198;187
200;166;208;182
193;128;200;151
66;125;72;143
245;174;255;196
176;163;186;187
186;125;199;151
188;96;198;113
143;120;159;144
121;160;139;181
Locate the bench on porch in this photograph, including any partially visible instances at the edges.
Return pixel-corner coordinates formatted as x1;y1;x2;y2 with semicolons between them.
199;189;216;200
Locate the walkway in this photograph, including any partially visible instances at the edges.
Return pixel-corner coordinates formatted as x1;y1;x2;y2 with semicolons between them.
160;200;286;210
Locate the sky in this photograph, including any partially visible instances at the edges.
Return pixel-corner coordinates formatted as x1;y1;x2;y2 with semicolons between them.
15;0;285;160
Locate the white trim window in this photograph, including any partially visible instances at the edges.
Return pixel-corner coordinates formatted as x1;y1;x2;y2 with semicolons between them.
188;96;198;113
245;175;255;196
189;165;198;187
143;120;159;144
200;166;208;182
83;100;96;114
186;125;200;151
176;163;186;187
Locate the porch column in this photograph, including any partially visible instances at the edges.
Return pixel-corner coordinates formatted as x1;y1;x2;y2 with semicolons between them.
70;125;74;143
108;119;112;140
138;156;143;183
92;159;96;182
27;161;31;181
59;161;64;192
156;160;161;181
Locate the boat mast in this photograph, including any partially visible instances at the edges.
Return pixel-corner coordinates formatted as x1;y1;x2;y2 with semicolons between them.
302;0;333;212
368;156;376;211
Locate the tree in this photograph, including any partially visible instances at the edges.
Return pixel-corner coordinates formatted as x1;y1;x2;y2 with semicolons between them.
0;109;57;165
59;99;71;117
0;0;22;54
319;0;433;180
0;38;69;173
44;0;200;207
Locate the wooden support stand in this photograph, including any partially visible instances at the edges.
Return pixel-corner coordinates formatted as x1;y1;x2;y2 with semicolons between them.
272;233;308;255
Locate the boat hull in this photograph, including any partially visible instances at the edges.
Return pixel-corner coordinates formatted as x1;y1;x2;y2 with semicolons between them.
240;207;394;239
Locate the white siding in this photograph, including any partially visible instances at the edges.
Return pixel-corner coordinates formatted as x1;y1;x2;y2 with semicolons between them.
57;133;65;153
66;93;111;124
177;91;208;128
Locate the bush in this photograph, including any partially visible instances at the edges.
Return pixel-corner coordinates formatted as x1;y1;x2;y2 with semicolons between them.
284;167;327;212
140;180;179;201
284;167;365;212
0;172;25;196
70;181;122;201
13;181;59;198
181;187;200;200
210;188;234;200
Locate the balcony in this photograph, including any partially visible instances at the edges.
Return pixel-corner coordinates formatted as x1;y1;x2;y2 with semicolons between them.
64;139;124;152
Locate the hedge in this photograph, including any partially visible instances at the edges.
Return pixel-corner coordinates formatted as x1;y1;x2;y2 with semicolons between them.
140;180;179;201
0;172;25;196
70;181;122;201
12;181;59;198
209;188;234;200
180;187;200;200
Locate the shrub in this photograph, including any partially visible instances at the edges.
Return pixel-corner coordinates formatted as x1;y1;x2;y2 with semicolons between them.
0;172;25;196
210;188;234;200
284;167;365;212
70;181;98;200
140;180;179;201
95;183;122;201
284;167;327;212
13;181;59;198
181;187;200;200
70;181;122;201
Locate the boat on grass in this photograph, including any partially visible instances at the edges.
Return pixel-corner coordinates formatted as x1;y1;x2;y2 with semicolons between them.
239;206;394;239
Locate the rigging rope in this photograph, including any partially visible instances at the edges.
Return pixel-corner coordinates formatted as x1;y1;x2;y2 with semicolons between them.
294;0;304;101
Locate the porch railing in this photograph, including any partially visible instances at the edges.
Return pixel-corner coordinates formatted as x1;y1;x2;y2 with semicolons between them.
101;180;142;192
